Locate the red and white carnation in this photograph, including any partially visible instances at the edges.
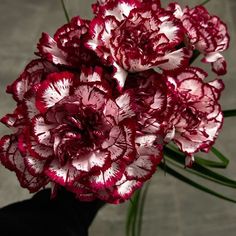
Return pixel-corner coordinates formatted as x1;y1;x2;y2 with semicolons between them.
87;1;190;89
0;66;163;203
37;17;99;68
0;0;230;203
163;67;224;155
168;3;230;75
0;59;59;192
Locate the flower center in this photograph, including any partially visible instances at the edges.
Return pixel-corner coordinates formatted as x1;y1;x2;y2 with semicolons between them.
52;107;110;164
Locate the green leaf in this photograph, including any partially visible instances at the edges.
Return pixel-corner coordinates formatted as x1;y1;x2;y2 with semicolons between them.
166;157;236;189
60;0;70;23
159;162;236;203
210;146;229;167
137;182;150;236
132;190;141;236
189;50;201;64
126;189;141;236
201;0;211;5
195;146;229;169
223;109;236;118
166;145;229;169
164;146;236;188
126;184;150;236
126;200;135;236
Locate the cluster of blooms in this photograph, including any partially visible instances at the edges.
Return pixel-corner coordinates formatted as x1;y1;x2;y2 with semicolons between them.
0;0;229;203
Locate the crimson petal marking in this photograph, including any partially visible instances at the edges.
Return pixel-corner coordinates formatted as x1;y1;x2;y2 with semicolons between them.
125;154;158;181
7;59;46;103
185;155;195;167
37;33;68;65
0;135;47;192
0;135;24;172
178;78;203;97
0;135;16;170
124;59;152;73
45;160;81;186
102;1;138;21
33;116;56;146
36;72;74;113
102;126;126;161
104;99;119;124
122;120;136;163
212;57;227;76
80;66;103;83
17;169;48;193
158;20;182;44
24;156;47;176
167;3;183;19
116;92;135;122
102;17;119;47
72;150;109;172
2;136;25;172
208;79;225;100
0;111;23;128
112;62;128;90
150;88;166;110
75;85;106;110
203;52;223;63
114;178;142;201
89;161;125;189
28;137;53;159
86;18;104;52
24;95;38;120
174;134;202;154
159;48;190;71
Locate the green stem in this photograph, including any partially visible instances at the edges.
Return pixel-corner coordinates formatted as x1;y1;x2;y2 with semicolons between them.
60;0;70;23
190;50;201;64
137;182;150;236
223;109;236;118
201;0;211;5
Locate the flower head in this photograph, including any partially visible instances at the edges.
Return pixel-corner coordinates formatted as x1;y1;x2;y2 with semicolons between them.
168;3;230;75
87;1;190;89
164;67;224;154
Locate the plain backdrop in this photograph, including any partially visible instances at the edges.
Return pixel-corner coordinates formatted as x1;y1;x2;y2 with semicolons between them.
0;0;236;235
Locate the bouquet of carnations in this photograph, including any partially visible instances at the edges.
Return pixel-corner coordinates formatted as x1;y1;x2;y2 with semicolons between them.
0;0;235;234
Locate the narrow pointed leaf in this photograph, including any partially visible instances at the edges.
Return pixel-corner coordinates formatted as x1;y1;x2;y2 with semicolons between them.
190;50;201;64
61;0;70;23
210;146;229;167
201;0;211;5
165;157;236;189
159;162;236;203
164;146;236;188
166;145;229;169
223;109;236;117
132;190;141;236
137;182;150;236
126;189;141;236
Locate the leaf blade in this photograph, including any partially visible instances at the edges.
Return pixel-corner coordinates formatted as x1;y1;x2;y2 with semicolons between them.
60;0;70;23
223;109;236;117
159;162;236;204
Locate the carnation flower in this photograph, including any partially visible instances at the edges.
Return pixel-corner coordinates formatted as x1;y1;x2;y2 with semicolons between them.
0;59;58;192
0;65;163;203
0;0;230;206
125;69;168;135
168;3;230;75
163;67;224;155
37;17;99;68
87;1;190;89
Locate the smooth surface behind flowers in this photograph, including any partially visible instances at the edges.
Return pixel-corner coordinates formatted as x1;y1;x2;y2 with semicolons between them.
0;0;236;235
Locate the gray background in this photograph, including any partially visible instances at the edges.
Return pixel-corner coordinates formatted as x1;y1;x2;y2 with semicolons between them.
0;0;236;235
